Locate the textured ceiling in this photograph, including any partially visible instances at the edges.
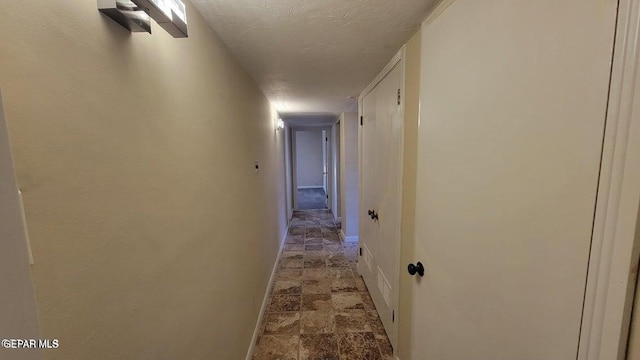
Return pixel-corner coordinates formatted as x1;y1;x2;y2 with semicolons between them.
190;0;438;118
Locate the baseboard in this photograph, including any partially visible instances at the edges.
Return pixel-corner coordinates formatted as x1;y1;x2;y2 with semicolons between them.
344;235;358;243
245;226;288;360
297;185;324;189
339;230;359;243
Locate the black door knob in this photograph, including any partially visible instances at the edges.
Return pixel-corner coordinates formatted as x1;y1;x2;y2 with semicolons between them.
372;211;378;221
408;262;424;277
368;210;374;217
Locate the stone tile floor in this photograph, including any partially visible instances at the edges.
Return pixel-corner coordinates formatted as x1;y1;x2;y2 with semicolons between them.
253;210;393;360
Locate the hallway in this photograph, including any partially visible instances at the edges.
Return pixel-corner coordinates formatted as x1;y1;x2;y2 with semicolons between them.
253;210;392;360
3;1;640;359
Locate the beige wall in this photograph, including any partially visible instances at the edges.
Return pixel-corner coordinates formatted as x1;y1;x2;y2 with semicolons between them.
397;30;421;360
0;1;287;359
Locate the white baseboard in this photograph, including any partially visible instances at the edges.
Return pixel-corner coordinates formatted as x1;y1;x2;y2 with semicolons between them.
297;185;324;189
245;226;288;360
339;230;358;243
344;236;358;243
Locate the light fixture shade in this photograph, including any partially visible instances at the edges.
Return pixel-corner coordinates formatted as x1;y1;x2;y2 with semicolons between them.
98;0;151;34
277;119;285;130
132;0;188;37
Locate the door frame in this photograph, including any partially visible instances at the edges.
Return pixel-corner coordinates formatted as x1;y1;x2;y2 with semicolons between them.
578;0;640;358
289;125;335;212
332;120;341;222
283;124;294;222
357;46;406;353
322;129;329;205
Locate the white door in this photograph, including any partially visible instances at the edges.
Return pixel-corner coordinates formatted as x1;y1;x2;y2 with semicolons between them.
410;1;617;359
360;60;403;349
0;89;42;360
360;85;379;288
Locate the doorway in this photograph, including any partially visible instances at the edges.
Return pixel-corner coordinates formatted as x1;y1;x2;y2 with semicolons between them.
284;118;342;220
294;129;327;210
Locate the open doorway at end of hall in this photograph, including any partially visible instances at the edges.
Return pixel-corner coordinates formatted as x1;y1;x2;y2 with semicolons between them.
294;129;328;210
283;118;343;225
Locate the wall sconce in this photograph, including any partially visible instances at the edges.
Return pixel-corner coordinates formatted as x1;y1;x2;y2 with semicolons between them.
98;0;151;33
132;0;188;38
276;119;285;131
98;0;187;38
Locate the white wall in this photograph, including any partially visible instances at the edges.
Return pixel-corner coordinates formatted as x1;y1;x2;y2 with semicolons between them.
295;130;324;188
0;89;41;360
340;112;359;238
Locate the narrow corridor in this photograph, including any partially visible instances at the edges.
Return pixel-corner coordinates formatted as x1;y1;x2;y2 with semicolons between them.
252;210;393;360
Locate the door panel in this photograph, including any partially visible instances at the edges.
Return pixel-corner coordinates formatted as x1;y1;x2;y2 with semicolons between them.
360;61;403;349
410;1;617;359
360;87;378;284
375;62;403;347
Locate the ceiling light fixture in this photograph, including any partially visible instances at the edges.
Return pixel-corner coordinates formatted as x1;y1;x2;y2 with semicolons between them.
276;119;285;131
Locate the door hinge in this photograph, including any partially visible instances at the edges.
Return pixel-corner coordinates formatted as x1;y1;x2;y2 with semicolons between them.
392;310;395;323
326;194;329;199
397;89;401;105
359;248;362;256
326;137;328;142
360;116;363;126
